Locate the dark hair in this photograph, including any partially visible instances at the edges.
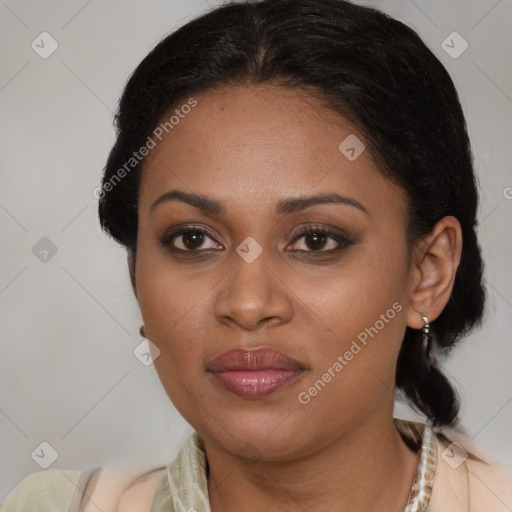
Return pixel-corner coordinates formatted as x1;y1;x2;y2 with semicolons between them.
98;0;485;428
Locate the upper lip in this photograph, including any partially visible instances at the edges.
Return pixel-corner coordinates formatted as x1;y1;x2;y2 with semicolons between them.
207;347;306;372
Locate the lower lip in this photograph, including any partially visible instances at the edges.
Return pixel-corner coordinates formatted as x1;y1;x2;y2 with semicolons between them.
211;369;303;399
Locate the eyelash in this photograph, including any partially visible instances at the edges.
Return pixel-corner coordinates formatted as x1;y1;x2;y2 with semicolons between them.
159;223;353;257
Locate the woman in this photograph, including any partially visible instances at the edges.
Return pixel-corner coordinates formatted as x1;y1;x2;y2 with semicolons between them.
2;0;511;510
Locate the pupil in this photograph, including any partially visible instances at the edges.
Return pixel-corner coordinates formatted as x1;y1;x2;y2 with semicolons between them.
306;231;326;250
183;230;204;249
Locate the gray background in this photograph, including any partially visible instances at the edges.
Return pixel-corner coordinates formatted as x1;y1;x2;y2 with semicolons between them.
1;0;511;499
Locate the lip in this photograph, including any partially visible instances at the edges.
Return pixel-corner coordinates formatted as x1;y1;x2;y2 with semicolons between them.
207;347;307;399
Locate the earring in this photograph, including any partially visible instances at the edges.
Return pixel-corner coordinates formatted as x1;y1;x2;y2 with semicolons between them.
139;324;146;338
421;315;433;363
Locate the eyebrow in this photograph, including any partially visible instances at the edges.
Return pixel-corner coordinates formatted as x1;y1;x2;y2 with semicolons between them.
150;189;368;216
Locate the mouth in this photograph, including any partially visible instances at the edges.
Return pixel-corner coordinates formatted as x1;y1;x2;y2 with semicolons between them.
207;347;307;400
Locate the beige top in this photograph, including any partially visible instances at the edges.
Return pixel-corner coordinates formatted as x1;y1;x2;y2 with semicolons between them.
150;418;437;511
2;418;511;511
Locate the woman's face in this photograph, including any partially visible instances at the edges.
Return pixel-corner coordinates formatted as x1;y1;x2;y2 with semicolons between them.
134;84;414;460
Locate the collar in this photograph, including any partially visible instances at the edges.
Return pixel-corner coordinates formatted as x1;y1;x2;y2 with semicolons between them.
150;419;449;512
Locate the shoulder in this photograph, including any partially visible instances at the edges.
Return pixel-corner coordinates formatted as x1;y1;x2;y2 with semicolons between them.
464;451;512;511
0;465;167;512
430;430;512;512
115;467;167;512
0;468;89;511
80;463;167;512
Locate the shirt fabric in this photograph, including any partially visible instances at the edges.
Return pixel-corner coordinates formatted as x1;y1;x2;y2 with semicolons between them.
149;417;436;512
1;417;511;511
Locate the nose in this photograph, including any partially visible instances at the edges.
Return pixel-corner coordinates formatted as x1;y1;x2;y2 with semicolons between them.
213;248;294;330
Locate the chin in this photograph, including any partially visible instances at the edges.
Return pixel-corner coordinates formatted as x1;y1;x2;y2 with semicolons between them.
197;412;312;461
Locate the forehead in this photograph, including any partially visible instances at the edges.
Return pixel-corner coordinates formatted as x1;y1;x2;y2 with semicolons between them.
139;84;400;216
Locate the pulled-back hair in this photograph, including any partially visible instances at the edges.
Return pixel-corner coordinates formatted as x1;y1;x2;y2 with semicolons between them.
98;0;485;428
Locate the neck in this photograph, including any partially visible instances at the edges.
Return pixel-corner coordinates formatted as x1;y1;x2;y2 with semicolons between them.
205;415;421;512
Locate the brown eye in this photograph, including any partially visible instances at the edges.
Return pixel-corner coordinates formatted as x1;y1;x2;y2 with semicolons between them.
296;230;331;251
178;229;206;250
288;225;353;253
160;226;223;252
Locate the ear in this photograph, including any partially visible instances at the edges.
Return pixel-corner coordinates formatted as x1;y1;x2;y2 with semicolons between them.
127;249;137;299
405;216;462;329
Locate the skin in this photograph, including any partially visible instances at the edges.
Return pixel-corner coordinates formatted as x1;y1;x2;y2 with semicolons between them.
126;83;462;512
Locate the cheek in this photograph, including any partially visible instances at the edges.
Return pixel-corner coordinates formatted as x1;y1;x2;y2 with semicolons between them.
138;274;209;359
137;264;211;415
316;233;408;337
134;241;207;362
302;230;410;392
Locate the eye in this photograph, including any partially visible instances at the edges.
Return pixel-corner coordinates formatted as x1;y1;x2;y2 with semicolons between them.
159;225;223;252
287;224;353;254
159;223;353;256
